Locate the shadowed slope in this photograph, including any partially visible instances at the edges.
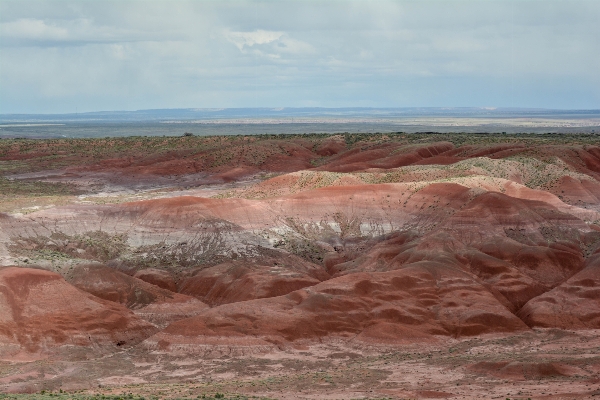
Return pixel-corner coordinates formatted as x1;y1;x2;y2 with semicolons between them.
151;262;528;350
518;249;600;329
66;264;209;328
179;250;329;306
0;267;157;353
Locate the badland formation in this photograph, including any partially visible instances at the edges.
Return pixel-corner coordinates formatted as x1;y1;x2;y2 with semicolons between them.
1;132;600;399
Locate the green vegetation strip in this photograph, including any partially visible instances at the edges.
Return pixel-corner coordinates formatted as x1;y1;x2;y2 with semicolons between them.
0;178;80;197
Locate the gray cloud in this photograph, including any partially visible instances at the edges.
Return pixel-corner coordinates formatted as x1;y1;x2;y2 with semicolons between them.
1;0;599;113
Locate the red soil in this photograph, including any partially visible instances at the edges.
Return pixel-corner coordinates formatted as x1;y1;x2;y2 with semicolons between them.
179;252;329;306
133;268;177;291
467;361;579;380
155;263;528;349
0;267;157;352
315;142;456;172
2;135;600;357
518;251;600;329
2;135;600;396
67;264;208;328
550;175;600;206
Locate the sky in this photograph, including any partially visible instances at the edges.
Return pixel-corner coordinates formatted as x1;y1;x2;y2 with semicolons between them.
1;0;599;114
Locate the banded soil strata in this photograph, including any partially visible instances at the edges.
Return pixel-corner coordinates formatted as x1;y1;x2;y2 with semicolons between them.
1;132;599;399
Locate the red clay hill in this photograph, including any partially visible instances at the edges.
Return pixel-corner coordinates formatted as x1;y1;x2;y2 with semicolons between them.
0;266;157;354
0;133;599;359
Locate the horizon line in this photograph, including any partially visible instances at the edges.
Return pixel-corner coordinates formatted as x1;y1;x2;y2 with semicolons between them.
2;106;600;117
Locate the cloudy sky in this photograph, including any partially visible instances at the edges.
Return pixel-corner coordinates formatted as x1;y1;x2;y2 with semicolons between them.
1;0;599;113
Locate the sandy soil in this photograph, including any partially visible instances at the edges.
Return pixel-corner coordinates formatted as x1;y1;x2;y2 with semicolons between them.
1;329;599;398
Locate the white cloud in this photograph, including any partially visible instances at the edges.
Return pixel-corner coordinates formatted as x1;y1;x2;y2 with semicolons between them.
224;29;314;60
225;29;283;50
276;37;314;55
0;0;598;112
0;15;184;47
1;18;69;41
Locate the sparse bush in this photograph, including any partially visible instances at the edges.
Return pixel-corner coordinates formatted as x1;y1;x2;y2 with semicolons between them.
0;177;82;197
121;219;233;269
10;231;128;262
277;236;326;264
9;219;234;269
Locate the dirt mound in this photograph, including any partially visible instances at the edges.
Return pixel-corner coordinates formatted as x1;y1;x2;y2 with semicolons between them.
550;175;600;206
3;175;596;345
468;361;577;380
179;252;329;306
317;188;589;310
440;191;587;291
461;249;547;310
153;262;528;349
68;264;177;309
317;142;456;172
518;252;600;329
114;195;272;231
314;135;346;156
0;267;157;352
75;137;320;182
134;268;177;291
67;264;209;328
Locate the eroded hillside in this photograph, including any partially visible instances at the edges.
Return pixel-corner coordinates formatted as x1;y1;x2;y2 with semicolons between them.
1;132;600;398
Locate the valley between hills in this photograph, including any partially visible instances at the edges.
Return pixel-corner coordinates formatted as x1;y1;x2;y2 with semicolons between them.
1;132;600;399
